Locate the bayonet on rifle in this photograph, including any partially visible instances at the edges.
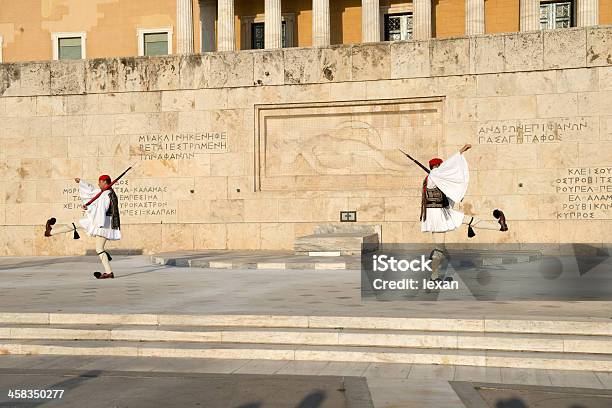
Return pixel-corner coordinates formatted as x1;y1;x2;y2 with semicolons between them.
398;149;430;174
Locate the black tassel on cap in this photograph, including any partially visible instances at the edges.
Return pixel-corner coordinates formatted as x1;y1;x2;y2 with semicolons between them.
467;217;476;238
72;223;80;240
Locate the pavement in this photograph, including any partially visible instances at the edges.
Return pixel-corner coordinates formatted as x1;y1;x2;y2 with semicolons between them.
0;366;370;408
0;356;611;408
1;254;611;407
0;255;611;319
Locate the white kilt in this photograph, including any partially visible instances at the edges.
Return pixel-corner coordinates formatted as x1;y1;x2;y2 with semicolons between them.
79;216;122;240
78;180;121;241
421;207;465;233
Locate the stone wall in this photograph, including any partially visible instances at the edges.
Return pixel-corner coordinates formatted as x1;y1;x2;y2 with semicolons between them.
1;26;612;256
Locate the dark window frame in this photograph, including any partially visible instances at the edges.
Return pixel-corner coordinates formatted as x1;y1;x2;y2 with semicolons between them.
540;0;576;29
383;12;413;42
250;21;287;49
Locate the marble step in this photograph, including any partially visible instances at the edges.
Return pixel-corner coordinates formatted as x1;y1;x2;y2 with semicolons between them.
294;233;379;255
149;248;539;268
1;340;611;371
0;325;611;355
151;251;360;269
1;313;612;336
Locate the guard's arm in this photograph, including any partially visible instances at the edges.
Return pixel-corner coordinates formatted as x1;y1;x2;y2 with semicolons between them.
78;180;98;209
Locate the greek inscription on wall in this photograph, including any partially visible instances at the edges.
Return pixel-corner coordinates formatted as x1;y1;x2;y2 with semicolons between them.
133;132;228;160
556;167;612;220
477;118;588;145
61;180;177;217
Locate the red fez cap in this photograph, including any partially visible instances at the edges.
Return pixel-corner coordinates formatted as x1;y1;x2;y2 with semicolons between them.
99;175;112;184
428;158;443;169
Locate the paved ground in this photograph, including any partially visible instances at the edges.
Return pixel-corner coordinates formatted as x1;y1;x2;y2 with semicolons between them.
0;356;610;408
467;382;612;408
1;255;611;407
0;255;611;319
0;367;369;408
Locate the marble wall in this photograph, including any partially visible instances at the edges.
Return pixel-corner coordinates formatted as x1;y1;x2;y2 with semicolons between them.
1;26;612;255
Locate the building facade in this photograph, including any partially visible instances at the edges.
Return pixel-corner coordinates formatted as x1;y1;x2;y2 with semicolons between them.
0;0;611;63
1;2;612;256
1;26;612;256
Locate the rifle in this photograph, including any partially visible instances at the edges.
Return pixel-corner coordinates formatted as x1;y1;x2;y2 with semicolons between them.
83;165;134;209
398;149;430;174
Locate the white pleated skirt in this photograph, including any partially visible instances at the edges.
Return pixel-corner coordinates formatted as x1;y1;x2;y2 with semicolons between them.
421;207;465;233
79;217;122;240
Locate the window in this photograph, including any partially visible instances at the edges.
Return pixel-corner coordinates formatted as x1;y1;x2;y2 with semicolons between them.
384;13;413;41
137;28;173;56
200;0;217;52
144;33;169;56
540;1;574;29
240;14;295;50
252;22;265;49
251;21;287;49
52;32;86;60
59;37;82;59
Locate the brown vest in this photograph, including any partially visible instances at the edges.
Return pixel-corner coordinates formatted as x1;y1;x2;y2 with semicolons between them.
105;189;121;230
420;178;449;221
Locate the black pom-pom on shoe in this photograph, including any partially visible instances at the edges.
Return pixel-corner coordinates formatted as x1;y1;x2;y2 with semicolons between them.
493;209;508;231
44;218;57;237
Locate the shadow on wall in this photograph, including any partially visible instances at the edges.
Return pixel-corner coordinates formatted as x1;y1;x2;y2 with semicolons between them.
432;0;440;37
330;0;362;45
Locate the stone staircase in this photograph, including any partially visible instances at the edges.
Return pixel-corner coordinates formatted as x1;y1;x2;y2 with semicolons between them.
0;313;611;372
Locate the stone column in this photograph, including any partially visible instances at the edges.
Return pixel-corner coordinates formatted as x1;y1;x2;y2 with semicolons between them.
519;0;540;31
361;0;380;43
177;0;195;53
265;0;283;49
200;0;217;52
218;0;235;51
465;0;485;35
577;0;599;27
413;0;432;40
312;0;330;46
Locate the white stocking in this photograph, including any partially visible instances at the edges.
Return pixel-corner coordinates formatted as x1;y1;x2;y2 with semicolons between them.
462;215;500;231
95;236;112;274
50;223;83;236
430;232;447;280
